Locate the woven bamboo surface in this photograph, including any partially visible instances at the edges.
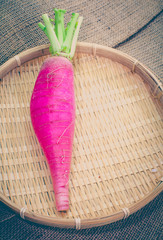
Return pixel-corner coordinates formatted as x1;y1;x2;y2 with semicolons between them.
0;42;163;229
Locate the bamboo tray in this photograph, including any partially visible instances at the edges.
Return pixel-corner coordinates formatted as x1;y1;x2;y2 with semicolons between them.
0;42;163;229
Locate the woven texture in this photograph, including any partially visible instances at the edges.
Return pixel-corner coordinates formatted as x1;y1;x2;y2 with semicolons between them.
117;11;163;81
0;192;162;240
1;0;162;80
1;0;163;238
1;50;163;225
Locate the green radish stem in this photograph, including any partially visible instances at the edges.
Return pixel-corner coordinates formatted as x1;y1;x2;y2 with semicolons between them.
39;10;83;59
69;16;83;59
38;22;47;36
62;13;79;53
42;14;61;54
54;8;66;46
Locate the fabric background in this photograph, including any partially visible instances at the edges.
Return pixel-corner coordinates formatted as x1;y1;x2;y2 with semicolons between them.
0;0;163;239
0;193;162;240
1;0;162;80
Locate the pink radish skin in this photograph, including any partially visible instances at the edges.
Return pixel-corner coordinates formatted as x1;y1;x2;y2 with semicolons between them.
30;56;75;211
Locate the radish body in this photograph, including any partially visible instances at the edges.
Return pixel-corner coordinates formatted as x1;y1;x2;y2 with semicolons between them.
30;9;83;211
30;56;75;211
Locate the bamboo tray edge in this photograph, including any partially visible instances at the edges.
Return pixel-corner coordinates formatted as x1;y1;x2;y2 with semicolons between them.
0;42;163;229
0;183;162;229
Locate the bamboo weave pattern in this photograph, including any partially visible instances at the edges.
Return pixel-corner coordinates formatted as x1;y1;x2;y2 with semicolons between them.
0;52;162;223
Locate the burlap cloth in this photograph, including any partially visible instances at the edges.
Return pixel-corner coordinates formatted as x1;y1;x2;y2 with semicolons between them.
1;0;162;79
0;0;162;239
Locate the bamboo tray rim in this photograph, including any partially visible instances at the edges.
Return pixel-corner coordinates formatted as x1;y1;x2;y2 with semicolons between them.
0;42;163;229
0;183;162;229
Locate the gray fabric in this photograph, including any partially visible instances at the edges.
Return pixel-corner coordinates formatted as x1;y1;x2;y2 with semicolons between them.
1;0;162;81
0;192;163;239
117;11;163;81
0;0;163;238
